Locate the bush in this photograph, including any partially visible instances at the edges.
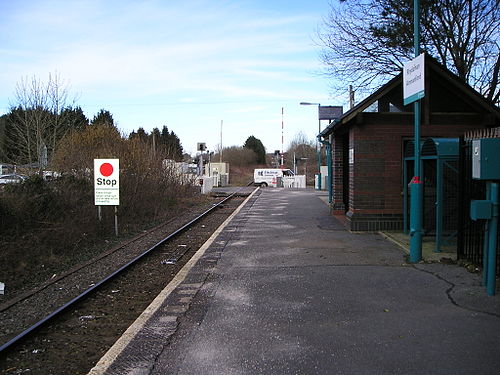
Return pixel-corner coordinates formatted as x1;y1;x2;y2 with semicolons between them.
0;125;203;295
215;146;257;167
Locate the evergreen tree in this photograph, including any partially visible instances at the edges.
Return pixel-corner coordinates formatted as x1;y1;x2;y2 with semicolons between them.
127;125;184;161
244;136;266;164
60;106;89;132
91;109;115;127
168;131;183;161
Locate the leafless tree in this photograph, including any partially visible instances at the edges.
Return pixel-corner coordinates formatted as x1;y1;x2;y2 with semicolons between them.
318;0;500;104
286;131;317;179
7;72;79;168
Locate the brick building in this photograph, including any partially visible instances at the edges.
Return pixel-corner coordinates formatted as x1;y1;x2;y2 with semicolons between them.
320;54;500;231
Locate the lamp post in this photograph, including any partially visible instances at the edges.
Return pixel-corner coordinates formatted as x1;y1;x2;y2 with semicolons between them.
300;102;322;190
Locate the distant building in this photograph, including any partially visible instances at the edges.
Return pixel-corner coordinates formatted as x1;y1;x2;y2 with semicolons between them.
205;162;229;187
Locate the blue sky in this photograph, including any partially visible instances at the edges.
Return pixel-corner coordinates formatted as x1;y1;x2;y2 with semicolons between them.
0;0;345;154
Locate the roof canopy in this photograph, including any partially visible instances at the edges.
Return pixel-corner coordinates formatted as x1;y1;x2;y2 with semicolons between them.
321;54;500;138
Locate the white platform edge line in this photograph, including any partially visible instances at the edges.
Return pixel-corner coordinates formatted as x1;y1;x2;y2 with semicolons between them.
87;188;258;375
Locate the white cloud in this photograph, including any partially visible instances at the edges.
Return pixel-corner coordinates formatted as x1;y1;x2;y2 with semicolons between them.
1;0;336;154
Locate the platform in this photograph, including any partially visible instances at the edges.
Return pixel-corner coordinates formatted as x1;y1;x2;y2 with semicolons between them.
89;188;500;375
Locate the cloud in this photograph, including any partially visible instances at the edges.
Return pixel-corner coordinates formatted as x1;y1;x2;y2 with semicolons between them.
0;0;334;154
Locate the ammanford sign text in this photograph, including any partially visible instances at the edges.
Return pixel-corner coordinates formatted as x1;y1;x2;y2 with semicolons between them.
403;53;425;105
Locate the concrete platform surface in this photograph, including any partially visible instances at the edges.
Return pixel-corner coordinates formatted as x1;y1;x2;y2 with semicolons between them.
91;188;500;375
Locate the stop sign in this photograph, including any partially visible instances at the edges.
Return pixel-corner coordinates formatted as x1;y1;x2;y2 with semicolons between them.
94;159;119;205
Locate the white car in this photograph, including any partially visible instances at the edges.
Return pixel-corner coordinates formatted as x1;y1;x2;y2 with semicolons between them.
0;174;28;184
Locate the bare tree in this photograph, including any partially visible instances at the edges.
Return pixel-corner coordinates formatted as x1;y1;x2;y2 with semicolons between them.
318;0;500;104
286;131;317;179
6;72;79;168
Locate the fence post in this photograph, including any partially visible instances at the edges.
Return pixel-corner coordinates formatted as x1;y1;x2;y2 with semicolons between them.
486;182;498;296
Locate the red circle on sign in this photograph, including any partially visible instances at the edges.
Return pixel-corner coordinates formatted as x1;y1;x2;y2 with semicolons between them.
100;163;114;177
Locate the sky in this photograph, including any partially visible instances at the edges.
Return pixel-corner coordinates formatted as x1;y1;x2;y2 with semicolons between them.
0;0;346;155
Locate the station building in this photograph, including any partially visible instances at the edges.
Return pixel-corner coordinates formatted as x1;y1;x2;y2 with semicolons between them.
320;54;500;231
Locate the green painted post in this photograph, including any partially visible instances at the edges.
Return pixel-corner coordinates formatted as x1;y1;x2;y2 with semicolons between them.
403;162;408;233
320;139;333;204
317;105;322;190
486;182;498;296
409;0;423;262
482;183;491;286
317;146;322;190
435;160;443;252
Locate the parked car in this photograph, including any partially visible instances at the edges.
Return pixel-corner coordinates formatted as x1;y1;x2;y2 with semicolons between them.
43;170;61;180
0;174;28;184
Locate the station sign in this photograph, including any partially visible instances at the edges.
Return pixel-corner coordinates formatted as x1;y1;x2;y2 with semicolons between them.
94;159;119;205
318;106;343;121
403;53;425;105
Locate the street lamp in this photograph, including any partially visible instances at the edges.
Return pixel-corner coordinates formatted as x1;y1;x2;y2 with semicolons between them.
300;102;322;190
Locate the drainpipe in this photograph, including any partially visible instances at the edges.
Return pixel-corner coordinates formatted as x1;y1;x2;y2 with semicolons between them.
319;137;333;204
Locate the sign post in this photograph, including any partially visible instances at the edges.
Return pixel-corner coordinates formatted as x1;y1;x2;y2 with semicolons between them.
94;159;120;236
405;0;424;263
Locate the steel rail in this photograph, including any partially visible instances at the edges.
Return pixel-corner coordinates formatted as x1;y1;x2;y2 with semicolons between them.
0;185;257;354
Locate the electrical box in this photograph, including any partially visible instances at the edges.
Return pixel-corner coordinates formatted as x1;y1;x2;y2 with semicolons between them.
470;200;492;220
472;138;500;180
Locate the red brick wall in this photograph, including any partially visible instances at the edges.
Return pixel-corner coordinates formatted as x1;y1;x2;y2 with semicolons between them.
335;114;489;230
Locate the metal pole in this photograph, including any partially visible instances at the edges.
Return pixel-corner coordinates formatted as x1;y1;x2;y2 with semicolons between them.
435;159;443;252
114;206;118;237
208;151;211;177
281;107;284;168
349;85;355;109
293;152;297;175
486;182;498;296
220;120;223;163
483;183;491;286
409;0;423;263
317;104;322;190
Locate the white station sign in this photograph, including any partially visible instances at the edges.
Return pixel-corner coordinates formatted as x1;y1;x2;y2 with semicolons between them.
403;53;425;105
94;159;119;206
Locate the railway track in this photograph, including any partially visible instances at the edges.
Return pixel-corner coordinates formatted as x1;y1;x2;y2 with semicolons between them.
0;186;258;374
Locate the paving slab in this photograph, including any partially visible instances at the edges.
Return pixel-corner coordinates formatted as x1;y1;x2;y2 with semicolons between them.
98;188;500;375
